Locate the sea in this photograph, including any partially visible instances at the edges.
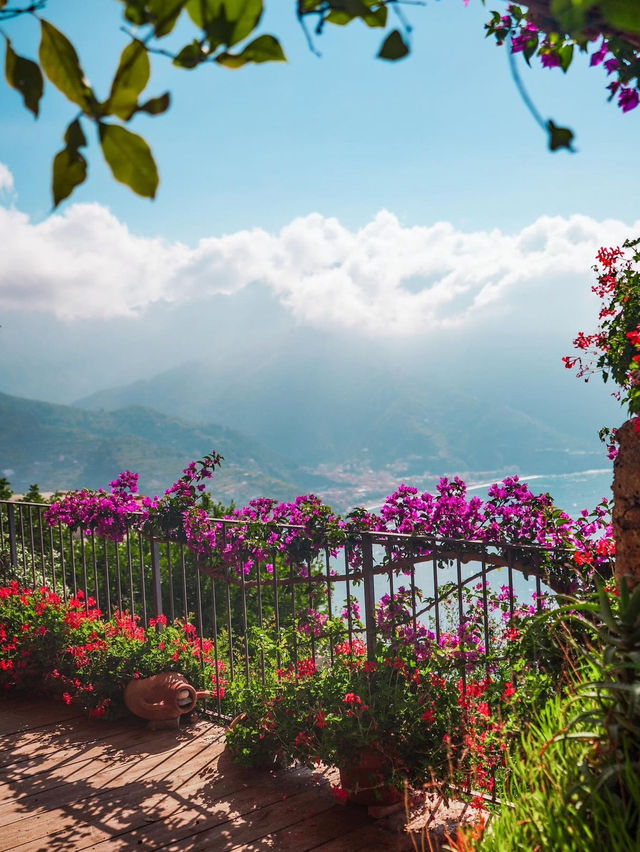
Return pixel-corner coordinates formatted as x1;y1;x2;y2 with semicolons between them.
465;467;614;515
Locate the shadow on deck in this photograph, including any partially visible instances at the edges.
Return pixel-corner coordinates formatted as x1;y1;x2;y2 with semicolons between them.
0;699;477;851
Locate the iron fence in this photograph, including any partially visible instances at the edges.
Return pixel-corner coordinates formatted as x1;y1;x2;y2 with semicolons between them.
0;499;561;676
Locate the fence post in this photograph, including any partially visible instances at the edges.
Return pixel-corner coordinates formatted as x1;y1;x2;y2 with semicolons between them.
361;533;377;662
150;539;164;627
7;503;18;569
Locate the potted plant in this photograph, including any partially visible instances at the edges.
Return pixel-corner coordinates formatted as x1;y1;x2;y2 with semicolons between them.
49;602;228;719
226;637;460;804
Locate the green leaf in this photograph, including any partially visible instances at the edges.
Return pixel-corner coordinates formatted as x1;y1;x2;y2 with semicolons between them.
148;0;188;37
363;6;387;27
600;0;640;34
39;20;93;110
326;11;353;25
550;0;593;32
377;30;409;61
215;34;286;68
559;43;574;72
186;0;263;48
119;0;187;35
4;38;44;118
138;92;171;114
64;118;87;150
52;146;87;207
547;119;575;151
107;40;150;121
342;0;371;14
99;123;159;199
173;41;205;68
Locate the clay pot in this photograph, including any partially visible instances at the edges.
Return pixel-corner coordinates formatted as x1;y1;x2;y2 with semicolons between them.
123;671;210;722
338;749;402;806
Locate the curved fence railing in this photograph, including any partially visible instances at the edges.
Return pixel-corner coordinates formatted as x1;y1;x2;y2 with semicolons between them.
0;500;564;677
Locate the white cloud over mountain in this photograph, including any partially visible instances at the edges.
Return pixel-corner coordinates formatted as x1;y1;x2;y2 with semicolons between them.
0;161;638;337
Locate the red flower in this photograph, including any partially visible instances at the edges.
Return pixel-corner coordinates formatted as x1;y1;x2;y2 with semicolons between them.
344;692;362;705
502;682;516;700
331;785;349;804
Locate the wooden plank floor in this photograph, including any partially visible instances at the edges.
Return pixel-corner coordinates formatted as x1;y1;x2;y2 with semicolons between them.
0;699;425;851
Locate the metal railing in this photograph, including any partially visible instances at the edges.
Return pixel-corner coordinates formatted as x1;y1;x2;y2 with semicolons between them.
0;499;560;669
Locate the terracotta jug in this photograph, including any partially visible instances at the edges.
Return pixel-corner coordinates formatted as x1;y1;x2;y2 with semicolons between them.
124;672;210;725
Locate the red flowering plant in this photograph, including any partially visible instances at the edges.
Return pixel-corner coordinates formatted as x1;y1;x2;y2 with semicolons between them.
50;605;228;719
0;582;67;693
226;633;460;800
0;581;228;719
563;238;640;454
225;574;557;804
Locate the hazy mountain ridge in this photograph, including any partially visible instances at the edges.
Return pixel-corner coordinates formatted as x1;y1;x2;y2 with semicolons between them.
0;390;331;503
74;354;605;476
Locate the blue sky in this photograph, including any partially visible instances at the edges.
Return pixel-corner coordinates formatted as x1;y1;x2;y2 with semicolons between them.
1;0;638;238
0;0;638;421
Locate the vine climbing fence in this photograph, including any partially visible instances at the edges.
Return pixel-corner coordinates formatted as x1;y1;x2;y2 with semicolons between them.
0;499;560;689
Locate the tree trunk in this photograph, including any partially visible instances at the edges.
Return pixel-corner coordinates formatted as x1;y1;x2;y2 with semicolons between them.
613;419;640;590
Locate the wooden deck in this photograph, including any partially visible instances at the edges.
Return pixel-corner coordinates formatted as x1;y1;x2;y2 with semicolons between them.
0;699;469;851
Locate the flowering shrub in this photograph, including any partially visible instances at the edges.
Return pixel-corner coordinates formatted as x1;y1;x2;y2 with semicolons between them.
44;470;142;542
44;452;223;545
141;451;223;543
227;638;459;795
45;449;613;598
184;493;347;579
486;5;640;115
563;238;640;452
368;476;613;595
0;582;228;719
0;583;67;692
226;582;558;803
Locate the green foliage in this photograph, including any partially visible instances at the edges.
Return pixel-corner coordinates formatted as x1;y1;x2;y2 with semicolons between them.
21;483;45;503
451;584;640;852
547;119;575;152
98;122;159;198
4;37;43;117
1;1;291;205
0;477;12;501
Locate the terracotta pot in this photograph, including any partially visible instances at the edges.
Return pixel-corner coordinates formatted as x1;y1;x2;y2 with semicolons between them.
338;749;402;806
123;671;210;722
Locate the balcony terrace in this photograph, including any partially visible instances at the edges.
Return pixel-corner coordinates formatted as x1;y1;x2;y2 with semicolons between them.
1;495;595;850
0;697;478;851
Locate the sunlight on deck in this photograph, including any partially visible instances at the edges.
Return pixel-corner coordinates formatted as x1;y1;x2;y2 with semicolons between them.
0;699;474;851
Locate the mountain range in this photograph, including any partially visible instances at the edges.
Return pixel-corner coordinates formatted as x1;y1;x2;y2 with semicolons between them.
0;390;331;505
1;328;618;511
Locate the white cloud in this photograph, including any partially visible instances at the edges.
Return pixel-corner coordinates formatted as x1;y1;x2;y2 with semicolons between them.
0;198;638;335
0;162;15;194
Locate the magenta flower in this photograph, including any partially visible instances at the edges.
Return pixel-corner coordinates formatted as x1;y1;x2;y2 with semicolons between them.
619;87;640;113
